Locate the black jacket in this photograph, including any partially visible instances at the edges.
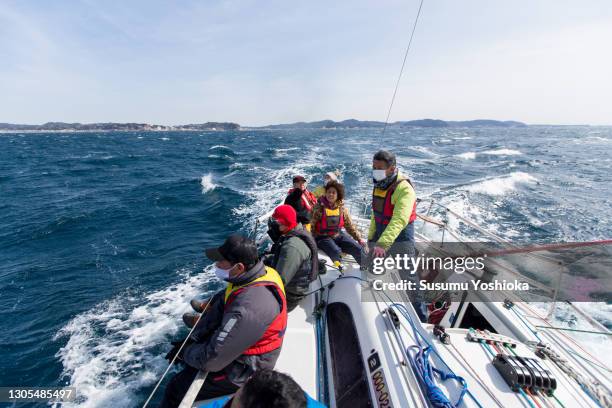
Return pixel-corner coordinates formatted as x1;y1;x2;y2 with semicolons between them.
284;189;313;225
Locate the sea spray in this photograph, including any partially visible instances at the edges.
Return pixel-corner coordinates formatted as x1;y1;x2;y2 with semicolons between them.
200;174;217;193
54;269;217;408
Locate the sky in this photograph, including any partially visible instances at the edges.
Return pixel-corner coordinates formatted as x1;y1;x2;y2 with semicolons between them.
1;0;611;126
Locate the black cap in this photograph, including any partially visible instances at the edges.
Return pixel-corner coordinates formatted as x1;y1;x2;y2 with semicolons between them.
292;175;306;183
205;234;258;268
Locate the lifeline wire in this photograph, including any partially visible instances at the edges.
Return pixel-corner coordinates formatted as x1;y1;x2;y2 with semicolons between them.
381;0;425;137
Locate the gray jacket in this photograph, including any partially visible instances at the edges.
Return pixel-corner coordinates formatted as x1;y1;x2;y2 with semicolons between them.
182;261;282;386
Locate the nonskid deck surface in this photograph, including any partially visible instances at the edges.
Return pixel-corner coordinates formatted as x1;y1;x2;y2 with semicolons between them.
274;290;318;396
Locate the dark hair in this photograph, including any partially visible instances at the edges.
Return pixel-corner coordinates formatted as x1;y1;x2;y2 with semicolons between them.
373;150;396;167
240;369;307;408
325;180;345;201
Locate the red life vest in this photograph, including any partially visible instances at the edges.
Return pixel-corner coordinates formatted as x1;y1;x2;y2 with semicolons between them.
315;202;345;236
288;188;317;211
372;178;417;227
224;266;287;355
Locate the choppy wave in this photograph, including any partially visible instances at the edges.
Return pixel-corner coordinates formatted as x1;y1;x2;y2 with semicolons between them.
483;148;522;156
456;152;476;160
54;270;216;408
409;146;441;158
232;148;325;235
200;173;217;193
268;147;299;158
466;172;537;196
2;127;611;406
456;149;522;160
209;145;236;156
584;136;611;143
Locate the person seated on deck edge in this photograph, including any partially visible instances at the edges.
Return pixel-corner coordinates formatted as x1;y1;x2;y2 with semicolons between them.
369;150;426;320
160;235;287;408
312;171;339;199
198;369;326;408
311;180;367;271
264;204;318;312
284;175;318;232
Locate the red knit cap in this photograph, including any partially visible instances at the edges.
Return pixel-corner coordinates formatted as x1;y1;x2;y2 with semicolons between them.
272;204;297;230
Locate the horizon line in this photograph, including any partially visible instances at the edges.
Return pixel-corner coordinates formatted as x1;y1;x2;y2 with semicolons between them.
1;118;610;128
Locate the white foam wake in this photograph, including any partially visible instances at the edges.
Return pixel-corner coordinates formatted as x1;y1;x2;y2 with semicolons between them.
54;270;214;408
466;172;537;196
482;148;522;156
456;152;477;160
232;147;327;237
271;147;299;158
456;149;521;160
200;174;217;193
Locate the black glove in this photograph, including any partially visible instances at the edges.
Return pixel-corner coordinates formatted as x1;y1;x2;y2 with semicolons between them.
165;338;194;363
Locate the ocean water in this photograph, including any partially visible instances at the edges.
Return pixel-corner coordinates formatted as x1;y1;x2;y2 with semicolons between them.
1;127;611;407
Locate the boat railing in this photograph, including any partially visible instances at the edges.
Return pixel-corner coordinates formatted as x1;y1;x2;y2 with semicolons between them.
347;196;612;318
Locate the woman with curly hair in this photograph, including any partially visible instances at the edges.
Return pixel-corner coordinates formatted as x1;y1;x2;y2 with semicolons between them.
311;181;367;270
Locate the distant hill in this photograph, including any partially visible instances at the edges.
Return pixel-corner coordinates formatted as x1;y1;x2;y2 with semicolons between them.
0;122;240;132
258;118;527;129
174;122;241;131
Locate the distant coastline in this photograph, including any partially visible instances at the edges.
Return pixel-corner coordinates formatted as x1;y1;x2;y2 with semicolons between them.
0;118;529;133
0;122;240;133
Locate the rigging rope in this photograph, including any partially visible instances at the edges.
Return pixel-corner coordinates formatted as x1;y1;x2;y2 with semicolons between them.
535;344;611;408
508;302;612;407
381;0;425;136
141;300;212;408
407;345;467;408
535;325;612;336
448;342;505;407
384;300;484;408
517;302;608;368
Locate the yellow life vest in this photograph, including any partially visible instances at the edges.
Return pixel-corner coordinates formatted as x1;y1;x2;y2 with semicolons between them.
224;266;286;303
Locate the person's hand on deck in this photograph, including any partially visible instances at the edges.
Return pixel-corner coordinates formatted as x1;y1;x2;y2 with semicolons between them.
372;246;386;258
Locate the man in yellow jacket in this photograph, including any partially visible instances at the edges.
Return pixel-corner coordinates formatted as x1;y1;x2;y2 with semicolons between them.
369;150;418;259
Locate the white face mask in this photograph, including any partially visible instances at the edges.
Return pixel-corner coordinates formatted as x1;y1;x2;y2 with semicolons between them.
213;265;233;281
372;169;387;182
